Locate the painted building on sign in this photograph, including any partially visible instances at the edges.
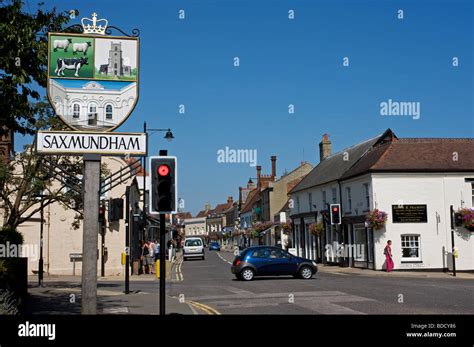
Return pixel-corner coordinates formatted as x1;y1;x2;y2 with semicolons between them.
289;129;474;271
98;42;133;77
49;79;137;130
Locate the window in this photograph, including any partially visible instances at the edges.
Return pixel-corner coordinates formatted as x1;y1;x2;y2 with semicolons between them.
251;248;271;258
401;235;421;261
72;104;80;118
308;193;313;212
185;239;202;247
105;105;113;119
332;188;337;203
88;104;97;125
471;183;474;207
346;187;352;211
296;196;300;213
114;63;117;68
269;248;290;259
322;191;327;207
115;46;118;51
364;183;370;209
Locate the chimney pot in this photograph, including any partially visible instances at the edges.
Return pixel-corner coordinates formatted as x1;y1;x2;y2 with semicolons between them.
319;133;332;162
271;156;277;178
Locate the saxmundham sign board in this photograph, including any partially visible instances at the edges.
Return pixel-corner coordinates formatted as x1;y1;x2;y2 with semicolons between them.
36;131;146;155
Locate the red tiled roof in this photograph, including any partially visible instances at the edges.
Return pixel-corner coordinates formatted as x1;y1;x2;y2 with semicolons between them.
240;189;259;214
342;137;474;179
196;210;210;218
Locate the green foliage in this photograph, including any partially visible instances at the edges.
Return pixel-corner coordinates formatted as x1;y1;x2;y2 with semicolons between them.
0;227;24;245
0;0;70;135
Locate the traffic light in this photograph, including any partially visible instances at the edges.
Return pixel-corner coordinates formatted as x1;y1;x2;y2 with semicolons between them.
98;204;106;224
150;156;177;214
109;198;124;221
330;204;341;225
454;212;463;227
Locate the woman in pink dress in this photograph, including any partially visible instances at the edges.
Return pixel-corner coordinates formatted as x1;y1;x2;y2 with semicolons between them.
384;240;394;272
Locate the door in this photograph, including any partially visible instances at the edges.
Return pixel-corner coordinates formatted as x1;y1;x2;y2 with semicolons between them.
249;247;272;275
268;248;297;275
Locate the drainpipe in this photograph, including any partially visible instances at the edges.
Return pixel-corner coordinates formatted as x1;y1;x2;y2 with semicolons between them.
337;180;345;267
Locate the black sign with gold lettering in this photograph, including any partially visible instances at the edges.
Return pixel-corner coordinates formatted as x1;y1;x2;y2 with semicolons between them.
392;204;427;223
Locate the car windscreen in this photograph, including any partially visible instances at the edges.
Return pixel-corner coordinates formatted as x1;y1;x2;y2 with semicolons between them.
185;239;202;247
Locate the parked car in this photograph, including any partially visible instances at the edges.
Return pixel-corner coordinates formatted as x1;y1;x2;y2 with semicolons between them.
183;237;205;260
231;246;317;281
209;242;221;251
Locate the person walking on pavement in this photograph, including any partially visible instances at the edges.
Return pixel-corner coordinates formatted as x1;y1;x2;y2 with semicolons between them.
148;240;156;274
384;240;394;272
141;240;149;274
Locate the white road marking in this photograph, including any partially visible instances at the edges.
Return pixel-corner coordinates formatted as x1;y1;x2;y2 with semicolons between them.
102;307;129;314
216;252;233;265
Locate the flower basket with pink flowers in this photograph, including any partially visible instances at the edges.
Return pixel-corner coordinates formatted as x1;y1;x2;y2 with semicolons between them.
366;209;388;230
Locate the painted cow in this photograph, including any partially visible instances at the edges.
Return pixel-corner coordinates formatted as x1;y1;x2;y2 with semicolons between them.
55;57;88;77
73;42;92;55
53;39;72;52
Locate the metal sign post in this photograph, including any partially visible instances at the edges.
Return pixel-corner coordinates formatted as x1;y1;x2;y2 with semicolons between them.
81;154;101;314
450;205;456;277
38;12;143;315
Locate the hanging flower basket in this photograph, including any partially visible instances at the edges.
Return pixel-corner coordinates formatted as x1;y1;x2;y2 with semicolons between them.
231;230;243;237
280;220;293;235
366;209;388;230
457;208;474;231
309;222;324;236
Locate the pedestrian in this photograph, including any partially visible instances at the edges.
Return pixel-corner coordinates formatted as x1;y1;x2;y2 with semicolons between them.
148;240;156;274
384;240;394;272
154;240;160;262
141;240;149;274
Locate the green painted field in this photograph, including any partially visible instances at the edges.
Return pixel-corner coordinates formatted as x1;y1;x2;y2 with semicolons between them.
49;35;94;79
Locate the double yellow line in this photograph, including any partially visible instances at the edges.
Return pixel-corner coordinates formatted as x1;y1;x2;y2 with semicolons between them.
188;300;221;315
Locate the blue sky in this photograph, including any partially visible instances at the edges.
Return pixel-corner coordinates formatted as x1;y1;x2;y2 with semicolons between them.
18;0;473;215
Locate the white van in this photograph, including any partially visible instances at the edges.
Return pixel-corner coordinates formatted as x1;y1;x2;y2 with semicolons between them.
183;237;205;260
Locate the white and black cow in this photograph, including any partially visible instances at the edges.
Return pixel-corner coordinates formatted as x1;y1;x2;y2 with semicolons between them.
54;57;88;77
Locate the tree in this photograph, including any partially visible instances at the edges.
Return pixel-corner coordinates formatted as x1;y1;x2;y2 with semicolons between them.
0;2;112;230
1;100;79;230
0;0;70;136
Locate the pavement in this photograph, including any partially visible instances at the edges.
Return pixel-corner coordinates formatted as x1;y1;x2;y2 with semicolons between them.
22;253;195;315
21;248;474;315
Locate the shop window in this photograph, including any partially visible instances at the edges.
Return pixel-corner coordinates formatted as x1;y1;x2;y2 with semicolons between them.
401;235;421;261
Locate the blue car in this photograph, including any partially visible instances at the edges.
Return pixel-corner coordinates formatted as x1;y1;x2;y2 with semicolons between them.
209;242;221;251
231;246;317;281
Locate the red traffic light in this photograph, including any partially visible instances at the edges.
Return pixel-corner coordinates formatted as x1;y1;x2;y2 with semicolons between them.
158;164;170;176
333;207;339;212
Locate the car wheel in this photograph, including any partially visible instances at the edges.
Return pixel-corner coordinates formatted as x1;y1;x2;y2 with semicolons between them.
299;265;313;279
202;255;205;260
240;268;255;281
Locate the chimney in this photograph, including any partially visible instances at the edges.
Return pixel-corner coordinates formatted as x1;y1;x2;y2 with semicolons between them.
256;165;262;190
319;133;332;162
271;156;277;179
247;178;255;189
227;196;233;204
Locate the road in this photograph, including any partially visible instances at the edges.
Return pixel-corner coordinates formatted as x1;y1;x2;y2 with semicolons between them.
166;249;474;315
23;249;474;315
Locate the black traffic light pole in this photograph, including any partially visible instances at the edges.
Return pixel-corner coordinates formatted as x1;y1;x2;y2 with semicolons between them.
450;205;456;277
159;149;167;315
125;186;130;294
